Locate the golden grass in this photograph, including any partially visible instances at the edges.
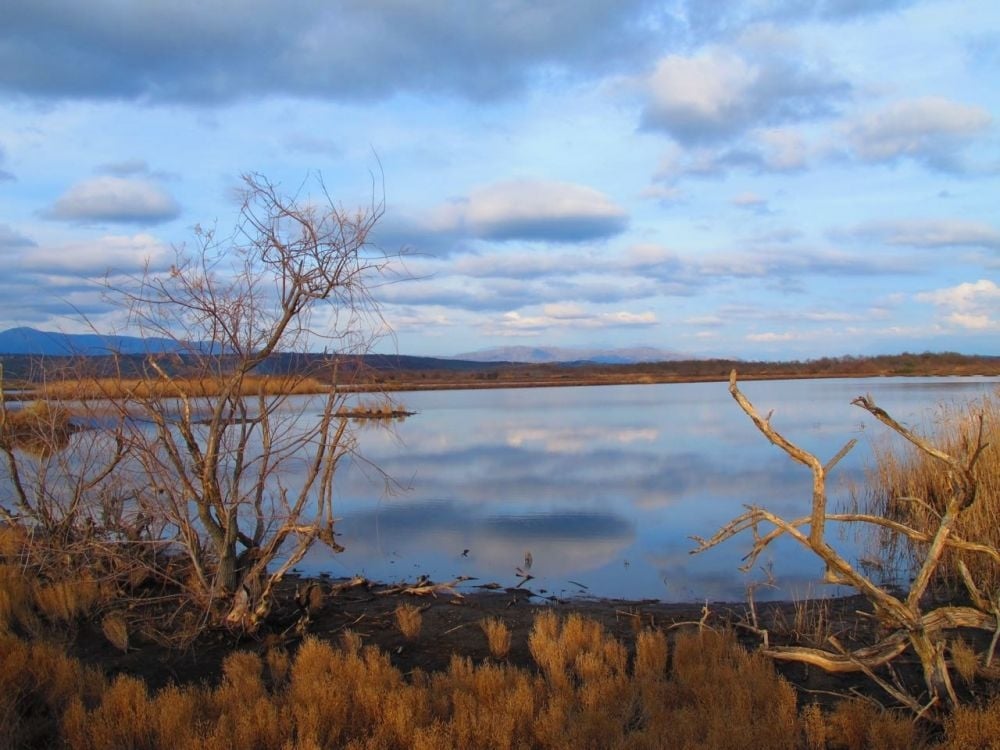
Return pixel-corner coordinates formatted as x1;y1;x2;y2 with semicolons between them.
2;609;999;748
100;612;129;653
29;374;332;402
865;389;1000;594
949;637;979;686
395;603;423;641
0;400;74;454
480;616;511;660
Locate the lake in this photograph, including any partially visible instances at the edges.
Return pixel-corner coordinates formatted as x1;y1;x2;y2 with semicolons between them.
297;376;1000;602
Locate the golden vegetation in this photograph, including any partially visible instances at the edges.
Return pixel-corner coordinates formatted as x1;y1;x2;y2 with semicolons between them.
0;400;74;454
866;389;1000;594
394;603;423;641
2;611;998;749
480;616;511;660
26;373;332;401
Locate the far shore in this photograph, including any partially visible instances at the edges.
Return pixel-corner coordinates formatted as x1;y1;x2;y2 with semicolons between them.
0;352;1000;401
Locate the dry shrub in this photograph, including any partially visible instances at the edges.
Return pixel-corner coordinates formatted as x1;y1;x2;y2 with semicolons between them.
667;629;800;750
200;652;283;750
431;654;538;750
8;611;994;749
100;612;129;652
150;685;206;749
801;703;828;750
264;647;290;687
526;611;633;747
0;634;105;749
395;603;423;641
63;675;155;749
941;695;1000;749
825;699;920;750
634;628;668;682
33;576;100;623
0;564;36;634
480;616;511;660
950;638;979;686
0;524;29;560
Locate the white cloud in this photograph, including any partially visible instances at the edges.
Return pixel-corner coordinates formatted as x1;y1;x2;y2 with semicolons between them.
440;179;628;242
915;279;1000;330
844;96;992;170
844;219;1000;249
639;29;848;144
731;191;768;210
19;233;173;276
755;127;809;170
492;307;657;336
47;176;181;224
746;331;797;342
643;51;757;139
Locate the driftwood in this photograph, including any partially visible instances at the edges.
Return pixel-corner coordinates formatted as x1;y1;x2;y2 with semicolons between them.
376;576;473;599
692;371;994;714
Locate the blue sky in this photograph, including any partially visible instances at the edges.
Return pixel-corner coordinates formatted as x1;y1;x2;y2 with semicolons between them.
1;0;998;359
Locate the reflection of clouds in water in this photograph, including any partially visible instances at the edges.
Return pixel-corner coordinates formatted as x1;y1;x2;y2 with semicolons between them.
321;379;999;599
505;426;658;453
326;501;634;578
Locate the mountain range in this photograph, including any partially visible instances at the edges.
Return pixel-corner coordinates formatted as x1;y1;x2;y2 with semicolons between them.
0;328;682;365
451;345;684;364
0;327;188;356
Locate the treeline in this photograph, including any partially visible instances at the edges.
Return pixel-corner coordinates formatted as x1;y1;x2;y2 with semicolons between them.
0;350;997;392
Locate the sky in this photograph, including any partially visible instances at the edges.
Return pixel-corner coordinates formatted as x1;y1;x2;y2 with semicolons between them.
1;0;998;360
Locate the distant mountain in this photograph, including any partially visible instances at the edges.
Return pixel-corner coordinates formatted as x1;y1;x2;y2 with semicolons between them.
0;327;187;356
451;345;685;364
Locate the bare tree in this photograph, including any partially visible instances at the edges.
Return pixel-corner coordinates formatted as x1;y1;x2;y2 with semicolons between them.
693;371;998;715
98;172;393;629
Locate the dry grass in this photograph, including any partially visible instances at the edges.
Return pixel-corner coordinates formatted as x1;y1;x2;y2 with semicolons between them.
33;577;101;623
480;616;511;660
395;603;423;641
29;374;332;402
940;694;1000;749
1;608;999;748
950;637;979;686
101;612;130;653
865;389;1000;594
0;400;74;454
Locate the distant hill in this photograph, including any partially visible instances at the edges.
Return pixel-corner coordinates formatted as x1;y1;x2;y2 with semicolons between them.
451;345;685;364
0;327;188;356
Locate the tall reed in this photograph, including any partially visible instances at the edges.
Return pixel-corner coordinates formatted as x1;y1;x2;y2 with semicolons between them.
864;389;1000;594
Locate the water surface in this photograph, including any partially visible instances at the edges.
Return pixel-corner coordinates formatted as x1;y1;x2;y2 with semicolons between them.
299;377;999;602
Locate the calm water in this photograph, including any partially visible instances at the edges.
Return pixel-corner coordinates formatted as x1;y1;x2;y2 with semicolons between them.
293;376;1000;602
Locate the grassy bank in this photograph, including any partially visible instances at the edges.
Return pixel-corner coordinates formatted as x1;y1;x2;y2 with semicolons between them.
4;605;1000;750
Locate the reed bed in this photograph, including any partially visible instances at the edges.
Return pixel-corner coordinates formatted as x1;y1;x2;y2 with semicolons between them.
864;388;1000;594
24;374;332;402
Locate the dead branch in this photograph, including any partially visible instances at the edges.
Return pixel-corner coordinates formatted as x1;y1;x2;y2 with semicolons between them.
695;370;996;713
